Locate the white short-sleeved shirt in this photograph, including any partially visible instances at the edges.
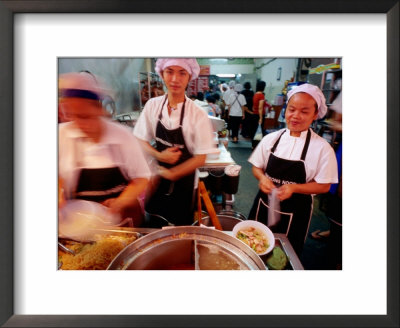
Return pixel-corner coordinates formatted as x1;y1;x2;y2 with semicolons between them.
249;128;338;184
133;95;216;156
227;93;246;117
222;89;234;104
59;118;152;198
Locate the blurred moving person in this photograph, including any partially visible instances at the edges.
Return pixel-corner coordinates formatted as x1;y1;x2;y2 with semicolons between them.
58;71;151;226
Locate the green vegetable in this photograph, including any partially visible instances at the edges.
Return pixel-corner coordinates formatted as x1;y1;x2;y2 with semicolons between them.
265;247;288;270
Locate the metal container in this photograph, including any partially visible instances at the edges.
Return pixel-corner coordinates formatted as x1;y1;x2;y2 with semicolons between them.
107;226;266;270
217;210;247;222
193;215;242;232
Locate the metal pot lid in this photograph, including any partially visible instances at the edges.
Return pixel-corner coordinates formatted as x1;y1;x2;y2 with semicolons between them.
107;226;266;270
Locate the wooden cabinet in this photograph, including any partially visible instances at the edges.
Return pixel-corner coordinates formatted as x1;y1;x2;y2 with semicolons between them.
263;105;283;130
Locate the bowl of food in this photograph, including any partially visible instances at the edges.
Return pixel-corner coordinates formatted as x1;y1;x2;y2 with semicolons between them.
232;220;275;256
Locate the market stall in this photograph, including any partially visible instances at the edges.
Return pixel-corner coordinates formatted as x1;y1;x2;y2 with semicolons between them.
58;225;303;271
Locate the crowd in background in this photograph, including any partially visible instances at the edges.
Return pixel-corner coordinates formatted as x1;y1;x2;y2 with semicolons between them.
189;79;271;143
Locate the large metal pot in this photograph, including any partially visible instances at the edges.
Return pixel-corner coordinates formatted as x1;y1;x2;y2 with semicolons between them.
107;226;266;270
217;210;247;222
192;210;247;231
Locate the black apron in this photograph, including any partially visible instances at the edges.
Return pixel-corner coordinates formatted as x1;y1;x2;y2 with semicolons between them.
71;139;144;226
249;129;313;257
145;96;196;227
74;142;130;203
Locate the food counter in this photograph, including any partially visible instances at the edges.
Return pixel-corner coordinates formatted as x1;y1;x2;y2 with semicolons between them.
204;143;235;168
58;226;303;270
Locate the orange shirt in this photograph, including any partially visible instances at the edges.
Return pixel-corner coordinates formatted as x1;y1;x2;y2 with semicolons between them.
252;92;265;115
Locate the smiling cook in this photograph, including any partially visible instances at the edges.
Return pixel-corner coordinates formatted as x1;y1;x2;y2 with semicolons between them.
133;58;215;227
248;83;338;256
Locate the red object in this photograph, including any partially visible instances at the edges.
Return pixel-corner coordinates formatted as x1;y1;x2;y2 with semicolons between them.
199;65;210;75
252;92;266;115
187;76;209;96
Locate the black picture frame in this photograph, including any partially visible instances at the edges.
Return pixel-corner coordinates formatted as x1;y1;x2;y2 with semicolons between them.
1;1;398;327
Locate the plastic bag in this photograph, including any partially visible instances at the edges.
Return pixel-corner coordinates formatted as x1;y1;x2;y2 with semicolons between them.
268;188;281;227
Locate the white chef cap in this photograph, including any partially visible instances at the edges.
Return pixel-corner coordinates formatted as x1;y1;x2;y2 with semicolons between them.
59;71;112;100
228;80;236;88
234;84;243;92
287;83;328;119
155;58;200;81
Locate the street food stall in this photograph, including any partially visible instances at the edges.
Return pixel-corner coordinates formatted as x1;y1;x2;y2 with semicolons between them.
58;199;304;271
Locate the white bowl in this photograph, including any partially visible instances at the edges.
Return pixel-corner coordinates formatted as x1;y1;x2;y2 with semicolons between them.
232;220;275;256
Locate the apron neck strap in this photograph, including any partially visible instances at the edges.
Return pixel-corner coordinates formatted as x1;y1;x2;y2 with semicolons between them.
300;128;312;161
158;95;187;126
179;97;187;126
158;95;168;120
270;128;312;161
271;130;286;153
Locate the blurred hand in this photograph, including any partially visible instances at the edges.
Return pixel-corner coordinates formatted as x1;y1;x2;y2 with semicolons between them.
102;197;127;214
259;175;276;194
157;166;176;181
277;184;294;201
158;146;182;164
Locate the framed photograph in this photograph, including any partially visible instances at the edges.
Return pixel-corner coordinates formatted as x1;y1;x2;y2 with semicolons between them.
1;1;398;327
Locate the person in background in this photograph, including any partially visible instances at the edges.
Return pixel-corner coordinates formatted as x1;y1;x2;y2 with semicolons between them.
193;91;211;115
204;86;213;99
213;93;224;118
240;81;254;138
226;83;246;143
133;58;215;227
223;80;236;105
248;80;267;140
58;71;151;226
223;81;236;136
220;83;229;121
247;83;338;257
206;95;221;117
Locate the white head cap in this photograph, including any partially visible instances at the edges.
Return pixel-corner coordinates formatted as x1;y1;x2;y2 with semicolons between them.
59;71;112;100
234;84;243;92
155;58;200;81
287;83;328;119
228;80;236;88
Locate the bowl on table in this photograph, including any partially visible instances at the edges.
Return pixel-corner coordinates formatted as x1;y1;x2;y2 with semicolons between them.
232;220;275;256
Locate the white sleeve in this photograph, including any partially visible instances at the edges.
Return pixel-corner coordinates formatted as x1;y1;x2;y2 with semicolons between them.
313;143;339;184
121;132;152;180
227;93;234;105
133;99;156;142
248;135;273;170
190;108;217;155
239;94;247;106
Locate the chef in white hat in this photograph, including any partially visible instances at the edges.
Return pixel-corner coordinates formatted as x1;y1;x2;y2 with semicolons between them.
247;83;338;256
133;58;215;227
226;83;246;143
58;71;151;226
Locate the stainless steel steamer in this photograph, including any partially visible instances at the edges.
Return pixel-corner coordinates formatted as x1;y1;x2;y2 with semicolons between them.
107;226;266;270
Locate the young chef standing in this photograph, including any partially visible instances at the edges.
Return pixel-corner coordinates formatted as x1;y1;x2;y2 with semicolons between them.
58;72;151;226
247;84;338;256
133;58;215;227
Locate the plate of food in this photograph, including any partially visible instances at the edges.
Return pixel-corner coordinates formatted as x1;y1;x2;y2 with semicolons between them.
232;220;275;256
